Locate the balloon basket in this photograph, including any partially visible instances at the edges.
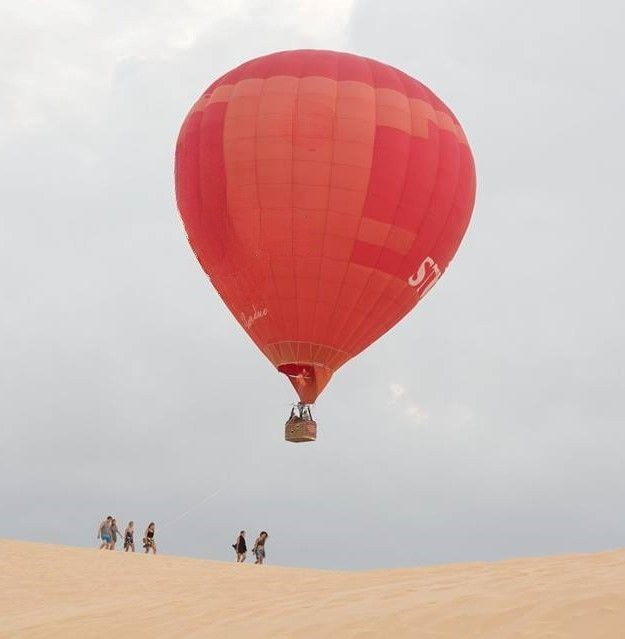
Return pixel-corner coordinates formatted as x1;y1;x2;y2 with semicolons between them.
285;418;317;443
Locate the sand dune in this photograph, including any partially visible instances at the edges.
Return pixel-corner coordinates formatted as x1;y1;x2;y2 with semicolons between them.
1;540;624;637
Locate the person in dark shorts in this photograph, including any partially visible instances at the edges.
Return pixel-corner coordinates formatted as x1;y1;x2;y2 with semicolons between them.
232;530;247;562
252;531;268;565
143;522;156;554
124;521;135;552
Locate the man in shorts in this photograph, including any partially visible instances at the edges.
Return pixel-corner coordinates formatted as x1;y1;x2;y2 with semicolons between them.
98;516;113;550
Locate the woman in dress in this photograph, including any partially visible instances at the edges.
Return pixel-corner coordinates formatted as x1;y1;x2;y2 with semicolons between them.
143;522;157;554
233;530;247;562
252;531;268;565
124;521;135;552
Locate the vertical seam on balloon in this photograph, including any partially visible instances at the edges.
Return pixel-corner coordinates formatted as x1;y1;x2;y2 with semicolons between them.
333;62;412;356
316;55;378;367
196;104;211;266
422;109;463;266
304;56;354;372
220;85;261;341
198;98;231;296
230;57;274;350
188;109;208;273
432;142;473;270
222;90;252;338
433;147;475;270
322;52;344;370
311;54;353;370
409;85;454;249
300;75;325;366
291;72;302;365
254;78;276;345
310;52;341;366
254;58;292;352
197;89;259;342
253;78;288;350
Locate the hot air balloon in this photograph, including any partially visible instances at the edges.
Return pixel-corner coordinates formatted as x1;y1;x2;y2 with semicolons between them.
175;50;476;442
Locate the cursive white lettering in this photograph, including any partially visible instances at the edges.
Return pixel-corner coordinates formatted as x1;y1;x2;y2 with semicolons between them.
240;305;268;329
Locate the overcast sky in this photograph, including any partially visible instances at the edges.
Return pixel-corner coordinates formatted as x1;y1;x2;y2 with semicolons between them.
1;0;624;570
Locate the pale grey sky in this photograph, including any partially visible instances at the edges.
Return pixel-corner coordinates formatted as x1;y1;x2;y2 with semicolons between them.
1;0;624;569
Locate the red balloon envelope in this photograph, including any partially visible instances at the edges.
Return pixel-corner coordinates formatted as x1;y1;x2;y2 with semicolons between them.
175;50;476;407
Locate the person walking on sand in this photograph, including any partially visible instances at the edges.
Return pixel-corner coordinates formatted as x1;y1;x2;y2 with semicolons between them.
109;518;121;550
97;516;113;550
232;530;247;562
252;531;269;565
124;521;135;552
143;522;157;554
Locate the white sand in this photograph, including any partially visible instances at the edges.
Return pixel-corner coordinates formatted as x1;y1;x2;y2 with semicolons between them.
1;539;624;637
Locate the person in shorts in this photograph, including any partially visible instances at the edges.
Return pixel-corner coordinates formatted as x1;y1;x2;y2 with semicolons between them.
98;516;113;550
252;531;268;565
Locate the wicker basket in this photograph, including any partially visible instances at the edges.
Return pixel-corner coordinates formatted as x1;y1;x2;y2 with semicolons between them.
285;418;317;443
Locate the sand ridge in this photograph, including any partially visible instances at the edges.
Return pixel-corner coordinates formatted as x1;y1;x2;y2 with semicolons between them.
1;539;625;637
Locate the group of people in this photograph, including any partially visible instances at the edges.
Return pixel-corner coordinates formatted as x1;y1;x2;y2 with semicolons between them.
232;530;269;564
97;517;269;564
97;516;156;554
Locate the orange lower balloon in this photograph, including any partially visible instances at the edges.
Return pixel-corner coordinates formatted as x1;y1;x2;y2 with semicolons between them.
175;50;476;405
